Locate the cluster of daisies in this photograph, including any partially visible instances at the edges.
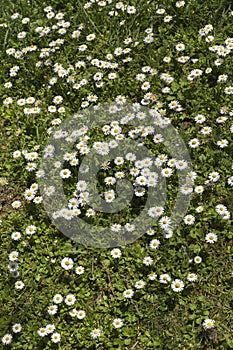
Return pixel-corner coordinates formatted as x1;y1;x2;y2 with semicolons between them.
3;2;233;115
58;256;123;339
37;324;61;343
38;104;194;228
1;325;22;346
7;225;37;291
11;100;232;236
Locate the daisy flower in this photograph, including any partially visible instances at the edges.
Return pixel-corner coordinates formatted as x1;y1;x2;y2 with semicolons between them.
149;239;161;250
143;256;153;266
48;305;58;315
148;272;157;280
9;251;19;261
227;176;233;186
111;248;122;258
205;232;218;243
77;310;86;319
217;139;228;148
12;200;21;209
123;289;134;298
60;169;71;178
65;294;76;306
161;168;173;177
11;231;21;240
12;324;22;333
135;280;146;289
159;216;172;230
202;319;215;330
194;256;202;264
188;138;200;148
75;266;85;275
15;281;25;290
46;324;55;334
215;204;227;215
51;333;61;343
159;274;171;284
112;318;123;328
148;206;164;218
38;328;48;337
90;328;101;338
69;309;78;317
53;294;63;304
2;334;13;345
171;279;184;292
61;257;74;270
187;273;198;282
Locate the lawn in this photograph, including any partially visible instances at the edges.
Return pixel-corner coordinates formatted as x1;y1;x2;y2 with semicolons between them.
0;0;233;349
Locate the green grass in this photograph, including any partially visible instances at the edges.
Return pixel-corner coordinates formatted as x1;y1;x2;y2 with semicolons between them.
0;0;233;348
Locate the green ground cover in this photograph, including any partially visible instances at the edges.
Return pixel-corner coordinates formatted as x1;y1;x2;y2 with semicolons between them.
0;0;233;348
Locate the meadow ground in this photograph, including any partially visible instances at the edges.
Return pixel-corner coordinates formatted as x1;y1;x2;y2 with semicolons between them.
0;0;233;349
